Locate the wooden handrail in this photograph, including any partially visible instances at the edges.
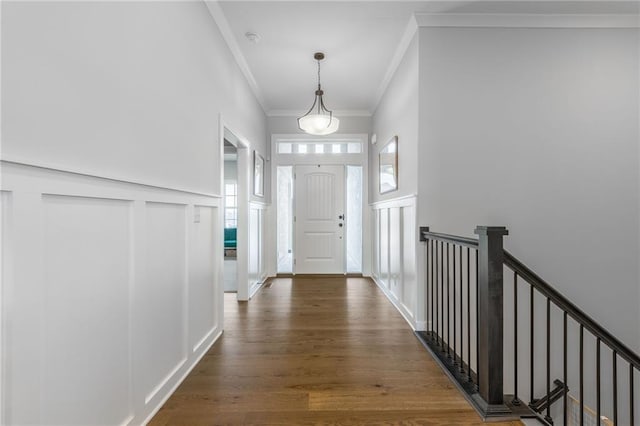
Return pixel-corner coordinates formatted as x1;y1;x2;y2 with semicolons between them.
503;250;640;370
419;228;479;248
420;226;640;370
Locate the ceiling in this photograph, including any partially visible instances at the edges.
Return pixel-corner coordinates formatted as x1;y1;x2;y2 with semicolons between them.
214;1;639;116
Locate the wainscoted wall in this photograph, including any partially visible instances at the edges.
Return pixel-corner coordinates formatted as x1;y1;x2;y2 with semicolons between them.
248;202;268;299
1;161;223;425
371;195;419;329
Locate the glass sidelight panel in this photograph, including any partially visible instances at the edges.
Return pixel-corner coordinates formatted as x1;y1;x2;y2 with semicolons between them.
346;166;363;273
277;166;293;273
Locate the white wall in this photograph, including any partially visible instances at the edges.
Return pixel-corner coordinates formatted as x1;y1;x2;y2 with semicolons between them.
418;27;640;350
2;1;267;195
369;34;420;328
370;34;419;204
1;1;267;424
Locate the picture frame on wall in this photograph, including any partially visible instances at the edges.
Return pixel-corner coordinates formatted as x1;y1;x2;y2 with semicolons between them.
379;136;398;194
253;151;265;197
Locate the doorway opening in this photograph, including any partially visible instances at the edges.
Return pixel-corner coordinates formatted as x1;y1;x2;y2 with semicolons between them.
223;140;238;292
221;126;252;300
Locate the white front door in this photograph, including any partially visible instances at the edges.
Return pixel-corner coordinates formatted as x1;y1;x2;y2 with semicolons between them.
294;164;345;274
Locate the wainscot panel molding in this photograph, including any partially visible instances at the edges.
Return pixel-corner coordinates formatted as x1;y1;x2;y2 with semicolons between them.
369;193;418;209
248;202;268;300
370;195;418;330
0;156;222;199
0;161;223;425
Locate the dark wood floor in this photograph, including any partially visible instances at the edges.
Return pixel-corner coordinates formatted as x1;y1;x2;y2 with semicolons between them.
150;277;521;425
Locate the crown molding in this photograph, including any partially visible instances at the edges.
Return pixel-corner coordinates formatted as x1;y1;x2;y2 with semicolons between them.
414;13;640;28
267;109;372;118
370;15;418;116
203;1;268;112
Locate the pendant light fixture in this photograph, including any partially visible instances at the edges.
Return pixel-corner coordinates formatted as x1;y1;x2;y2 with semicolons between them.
297;52;340;136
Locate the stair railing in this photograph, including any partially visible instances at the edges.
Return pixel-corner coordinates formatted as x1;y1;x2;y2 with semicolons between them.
418;226;640;425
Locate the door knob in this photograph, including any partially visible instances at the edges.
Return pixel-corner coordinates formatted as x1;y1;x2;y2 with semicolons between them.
338;215;344;220
339;223;343;227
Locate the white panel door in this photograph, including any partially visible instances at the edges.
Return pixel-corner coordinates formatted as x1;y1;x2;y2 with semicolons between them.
294;165;345;274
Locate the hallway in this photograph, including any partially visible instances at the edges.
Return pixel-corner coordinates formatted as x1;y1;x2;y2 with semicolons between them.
150;277;521;425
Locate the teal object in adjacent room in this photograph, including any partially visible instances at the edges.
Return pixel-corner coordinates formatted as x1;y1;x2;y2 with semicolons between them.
224;228;237;249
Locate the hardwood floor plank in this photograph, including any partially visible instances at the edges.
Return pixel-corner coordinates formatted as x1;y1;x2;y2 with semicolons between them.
150;277;521;425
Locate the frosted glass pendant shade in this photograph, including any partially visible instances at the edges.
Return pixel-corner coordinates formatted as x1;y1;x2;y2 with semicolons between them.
298;114;340;136
298;52;340;136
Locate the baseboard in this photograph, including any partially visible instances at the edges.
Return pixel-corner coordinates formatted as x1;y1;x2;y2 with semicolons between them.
370;276;416;330
140;328;223;425
248;281;263;299
275;273;364;278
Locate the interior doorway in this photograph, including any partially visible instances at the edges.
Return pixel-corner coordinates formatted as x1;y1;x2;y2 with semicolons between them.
223;140;238;292
221;126;250;300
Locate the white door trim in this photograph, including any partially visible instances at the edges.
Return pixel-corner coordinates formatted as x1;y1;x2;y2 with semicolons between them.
270;133;370;277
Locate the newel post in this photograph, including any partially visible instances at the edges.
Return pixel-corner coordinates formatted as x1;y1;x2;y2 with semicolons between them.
474;226;510;414
416;227;430;331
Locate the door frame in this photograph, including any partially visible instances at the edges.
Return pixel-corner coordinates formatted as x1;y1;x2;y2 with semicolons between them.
219;116;250;301
270;133;370;276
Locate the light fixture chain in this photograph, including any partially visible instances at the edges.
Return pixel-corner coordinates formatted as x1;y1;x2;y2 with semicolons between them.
317;59;321;114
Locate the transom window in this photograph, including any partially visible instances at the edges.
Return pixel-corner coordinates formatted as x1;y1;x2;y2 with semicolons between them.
277;140;362;155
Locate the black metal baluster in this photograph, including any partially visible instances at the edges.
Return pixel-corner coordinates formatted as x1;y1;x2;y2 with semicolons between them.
459;245;463;372
435;240;440;346
513;271;520;405
475;249;479;390
453;243;457;364
597;338;601;424
545;298;551;423
614;350;618;425
431;240;435;338
425;238;433;335
530;285;535;404
580;325;584;426
467;247;472;383
446;242;451;358
563;312;567;426
426;239;430;335
630;365;635;425
440;241;445;351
